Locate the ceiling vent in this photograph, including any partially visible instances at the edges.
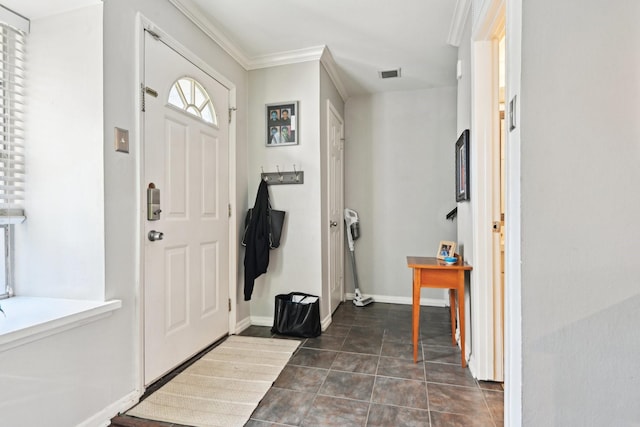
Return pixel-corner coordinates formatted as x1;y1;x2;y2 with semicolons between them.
379;68;401;79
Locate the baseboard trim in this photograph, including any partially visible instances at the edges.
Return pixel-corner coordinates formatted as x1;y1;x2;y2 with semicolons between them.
321;313;332;331
234;315;252;334
240;296;449;333
78;389;140;427
344;293;447;307
249;315;274;328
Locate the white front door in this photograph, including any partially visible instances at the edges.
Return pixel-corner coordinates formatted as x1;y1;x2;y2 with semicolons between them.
143;31;230;385
327;100;344;313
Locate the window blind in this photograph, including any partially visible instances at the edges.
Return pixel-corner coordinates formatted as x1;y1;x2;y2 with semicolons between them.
0;11;27;224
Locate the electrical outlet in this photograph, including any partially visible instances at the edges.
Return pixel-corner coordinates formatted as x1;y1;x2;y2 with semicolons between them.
115;127;129;153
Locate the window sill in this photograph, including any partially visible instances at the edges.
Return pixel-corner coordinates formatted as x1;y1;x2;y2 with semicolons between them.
0;297;122;353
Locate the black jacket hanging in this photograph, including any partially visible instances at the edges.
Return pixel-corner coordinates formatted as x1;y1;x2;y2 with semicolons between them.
243;179;270;300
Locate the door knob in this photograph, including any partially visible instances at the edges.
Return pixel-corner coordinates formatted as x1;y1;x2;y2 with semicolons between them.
148;230;164;241
330;221;338;227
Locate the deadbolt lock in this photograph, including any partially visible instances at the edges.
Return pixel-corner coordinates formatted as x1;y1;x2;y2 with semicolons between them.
147;183;161;221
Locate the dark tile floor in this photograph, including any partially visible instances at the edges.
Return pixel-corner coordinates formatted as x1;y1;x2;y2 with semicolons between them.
111;302;503;427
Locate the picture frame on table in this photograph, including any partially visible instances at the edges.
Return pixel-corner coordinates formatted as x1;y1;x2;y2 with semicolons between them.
266;101;298;146
437;240;456;260
456;129;470;202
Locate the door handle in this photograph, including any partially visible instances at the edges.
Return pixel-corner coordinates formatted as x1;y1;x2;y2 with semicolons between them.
148;230;164;241
330;220;338;227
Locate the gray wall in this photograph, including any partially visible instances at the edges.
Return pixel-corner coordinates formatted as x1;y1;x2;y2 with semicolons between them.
455;12;473;263
247;62;323;320
103;0;250;327
520;0;640;424
1;1;250;425
244;59;345;324
454;9;474;370
344;88;457;303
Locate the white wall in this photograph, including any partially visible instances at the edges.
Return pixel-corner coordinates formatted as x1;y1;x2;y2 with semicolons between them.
15;4;104;300
344;88;457;303
520;0;640;425
247;62;323;319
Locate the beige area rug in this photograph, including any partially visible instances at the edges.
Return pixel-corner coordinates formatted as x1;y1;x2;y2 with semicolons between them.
127;335;300;427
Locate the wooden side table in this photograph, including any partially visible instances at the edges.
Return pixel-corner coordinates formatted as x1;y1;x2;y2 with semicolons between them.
407;256;472;367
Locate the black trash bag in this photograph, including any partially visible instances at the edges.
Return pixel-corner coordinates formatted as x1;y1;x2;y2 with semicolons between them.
271;292;321;338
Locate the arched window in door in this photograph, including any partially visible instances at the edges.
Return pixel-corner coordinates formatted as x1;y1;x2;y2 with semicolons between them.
167;77;217;125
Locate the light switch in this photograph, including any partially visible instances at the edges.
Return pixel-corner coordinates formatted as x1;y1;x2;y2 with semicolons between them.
115;127;129;153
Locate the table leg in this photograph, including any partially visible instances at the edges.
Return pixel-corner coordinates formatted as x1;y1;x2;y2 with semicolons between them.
448;289;456;345
412;269;420;363
457;275;466;368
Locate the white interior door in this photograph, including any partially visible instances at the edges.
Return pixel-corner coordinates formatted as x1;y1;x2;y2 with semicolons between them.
327;100;344;313
143;31;230;385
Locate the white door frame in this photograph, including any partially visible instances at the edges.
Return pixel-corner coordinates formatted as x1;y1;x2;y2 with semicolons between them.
471;0;522;424
135;15;238;393
469;0;504;380
504;0;523;425
326;98;345;314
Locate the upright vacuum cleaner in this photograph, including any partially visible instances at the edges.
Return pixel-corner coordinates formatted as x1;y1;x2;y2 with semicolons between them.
344;208;374;307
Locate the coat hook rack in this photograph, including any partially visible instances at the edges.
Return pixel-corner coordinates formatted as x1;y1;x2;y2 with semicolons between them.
261;164;304;185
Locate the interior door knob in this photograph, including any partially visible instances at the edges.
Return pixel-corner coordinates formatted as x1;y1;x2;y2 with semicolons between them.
148;230;164;241
330;221;338;227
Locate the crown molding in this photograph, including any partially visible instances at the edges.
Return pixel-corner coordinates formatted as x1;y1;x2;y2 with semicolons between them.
169;0;349;100
320;47;348;102
247;45;324;70
171;0;324;72
447;0;471;47
169;0;251;69
0;4;30;33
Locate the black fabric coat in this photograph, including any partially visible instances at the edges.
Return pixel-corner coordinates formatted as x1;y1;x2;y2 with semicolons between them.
243;180;270;300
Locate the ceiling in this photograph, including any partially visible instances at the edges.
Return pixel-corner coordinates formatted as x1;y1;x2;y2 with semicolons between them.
1;0;96;20
4;0;461;98
173;0;461;98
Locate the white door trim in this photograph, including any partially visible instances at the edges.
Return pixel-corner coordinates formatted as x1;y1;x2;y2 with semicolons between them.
504;0;523;425
326;98;345;314
469;0;504;380
135;14;238;393
471;0;523;425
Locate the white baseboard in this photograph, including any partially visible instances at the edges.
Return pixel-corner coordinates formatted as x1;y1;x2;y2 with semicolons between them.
321;313;332;331
344;292;447;307
249;315;274;327
234;315;252;334
239;296;449;334
244;313;332;333
467;353;478;379
77;389;140;427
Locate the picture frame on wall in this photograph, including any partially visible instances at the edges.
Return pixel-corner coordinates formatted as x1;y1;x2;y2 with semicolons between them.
437;240;456;260
266;101;298;146
455;129;470;202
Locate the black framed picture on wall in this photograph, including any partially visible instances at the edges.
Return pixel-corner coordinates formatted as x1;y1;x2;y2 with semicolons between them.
266;101;298;146
455;129;470;202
